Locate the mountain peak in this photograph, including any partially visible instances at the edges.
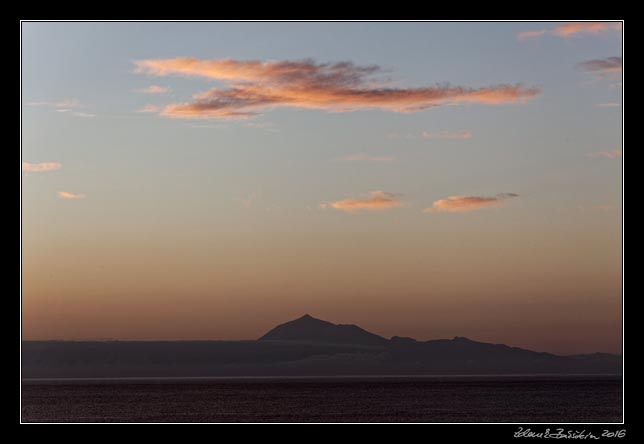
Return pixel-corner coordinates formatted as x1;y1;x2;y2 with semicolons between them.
260;315;387;346
453;336;473;341
290;314;333;326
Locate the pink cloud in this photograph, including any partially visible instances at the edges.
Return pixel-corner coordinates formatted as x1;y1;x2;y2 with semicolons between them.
133;58;539;119
553;22;622;37
518;22;622;40
57;191;85;199
321;191;403;212
424;193;518;213
138;85;169;94
591;148;622;159
517;30;547;41
22;162;61;173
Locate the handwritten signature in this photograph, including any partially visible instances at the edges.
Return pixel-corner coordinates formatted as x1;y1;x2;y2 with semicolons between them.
514;427;626;440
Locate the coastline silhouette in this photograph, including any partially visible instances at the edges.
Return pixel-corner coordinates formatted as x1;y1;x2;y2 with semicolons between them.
22;315;621;379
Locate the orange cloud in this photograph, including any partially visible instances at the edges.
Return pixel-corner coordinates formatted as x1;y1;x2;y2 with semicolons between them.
139;85;169;94
321;191;403;212
518;22;622;40
133;58;539;119
338;153;395;162
421;130;471;139
424;193;518;213
591;148;622;159
57;191;85;199
22;162;61;173
553;22;622;37
595;102;621;107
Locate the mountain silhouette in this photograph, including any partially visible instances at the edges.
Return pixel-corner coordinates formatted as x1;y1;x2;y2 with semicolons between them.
259;314;388;346
21;314;622;378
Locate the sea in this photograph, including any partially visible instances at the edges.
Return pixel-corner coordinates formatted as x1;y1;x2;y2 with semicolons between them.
21;375;622;423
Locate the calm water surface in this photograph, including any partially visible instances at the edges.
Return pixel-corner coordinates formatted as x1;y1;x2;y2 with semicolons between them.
21;375;622;423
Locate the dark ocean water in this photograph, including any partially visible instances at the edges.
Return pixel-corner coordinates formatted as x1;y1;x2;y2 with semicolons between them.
21;375;622;423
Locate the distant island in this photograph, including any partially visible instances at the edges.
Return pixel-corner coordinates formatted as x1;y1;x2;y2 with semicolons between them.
22;315;622;378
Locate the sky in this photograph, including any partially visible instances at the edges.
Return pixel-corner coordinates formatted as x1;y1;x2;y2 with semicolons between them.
21;22;622;354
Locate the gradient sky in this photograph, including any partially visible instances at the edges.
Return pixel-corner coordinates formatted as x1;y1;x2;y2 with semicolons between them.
21;22;622;354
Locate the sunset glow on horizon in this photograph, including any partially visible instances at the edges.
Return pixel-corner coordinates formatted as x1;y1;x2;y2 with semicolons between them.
21;22;622;355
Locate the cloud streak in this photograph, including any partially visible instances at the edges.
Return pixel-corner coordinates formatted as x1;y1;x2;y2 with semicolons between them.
321;191;403;212
518;22;622;40
137;104;162;113
27;99;81;108
22;162;61;173
552;22;622;37
138;85;169;94
57;191;86;199
71;112;96;118
133;58;539;119
577;57;622;76
421;130;472;140
26;99;95;117
591;148;622;159
337;153;395;162
423;193;518;213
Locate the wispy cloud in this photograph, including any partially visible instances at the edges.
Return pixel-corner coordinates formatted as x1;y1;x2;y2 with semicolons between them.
71;112;96;118
518;22;622;40
137;104;161;113
595;102;621;108
387;130;472;141
133;58;539;119
337;153;395;162
577;57;622;77
57;191;86;199
320;191;404;212
138;85;169;94
27;99;81;108
591;148;622;159
516;30;547;41
553;22;622;37
22;162;61;173
423;193;518;213
27;99;96;117
421;130;472;140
